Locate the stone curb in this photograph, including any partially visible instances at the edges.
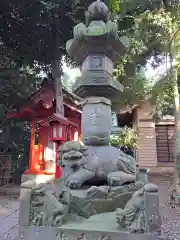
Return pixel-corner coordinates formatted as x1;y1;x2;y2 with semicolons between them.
0;184;20;197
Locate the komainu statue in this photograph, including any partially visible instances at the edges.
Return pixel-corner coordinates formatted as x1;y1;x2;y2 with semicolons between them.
58;141;136;189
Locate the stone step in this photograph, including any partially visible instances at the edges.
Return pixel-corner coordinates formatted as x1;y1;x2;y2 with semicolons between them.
0;184;20;197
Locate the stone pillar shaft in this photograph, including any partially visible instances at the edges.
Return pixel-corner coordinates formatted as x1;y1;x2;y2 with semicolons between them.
81;97;112;145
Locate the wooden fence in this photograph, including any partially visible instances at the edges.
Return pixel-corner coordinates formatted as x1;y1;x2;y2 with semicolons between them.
0;154;11;185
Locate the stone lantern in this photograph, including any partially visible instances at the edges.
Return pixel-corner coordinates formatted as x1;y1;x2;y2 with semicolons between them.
66;0;129;146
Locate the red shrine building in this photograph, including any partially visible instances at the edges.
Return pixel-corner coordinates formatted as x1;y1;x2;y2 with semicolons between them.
6;79;81;179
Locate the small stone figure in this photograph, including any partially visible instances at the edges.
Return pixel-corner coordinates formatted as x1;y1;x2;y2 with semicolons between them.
116;183;159;233
30;185;72;227
31;212;45;226
169;188;177;208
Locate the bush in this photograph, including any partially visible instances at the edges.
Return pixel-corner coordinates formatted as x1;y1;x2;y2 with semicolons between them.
110;126;139;149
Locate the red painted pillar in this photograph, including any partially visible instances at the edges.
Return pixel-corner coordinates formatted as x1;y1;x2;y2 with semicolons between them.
25;119;40;174
38;126;49;171
28;119;37;173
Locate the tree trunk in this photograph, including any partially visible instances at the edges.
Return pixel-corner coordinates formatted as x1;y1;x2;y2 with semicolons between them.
170;28;180;190
51;59;64;116
173;77;180;187
51;11;64;116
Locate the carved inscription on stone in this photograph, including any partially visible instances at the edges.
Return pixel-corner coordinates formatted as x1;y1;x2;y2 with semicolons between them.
99;234;112;240
89;111;101;125
77;233;90;239
90;76;109;85
91;56;103;68
81;55;113;74
56;232;67;240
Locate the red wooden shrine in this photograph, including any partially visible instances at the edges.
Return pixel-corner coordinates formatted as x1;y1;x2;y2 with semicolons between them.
6;79;81;178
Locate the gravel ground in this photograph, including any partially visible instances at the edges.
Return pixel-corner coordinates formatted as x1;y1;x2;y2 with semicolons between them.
150;176;180;240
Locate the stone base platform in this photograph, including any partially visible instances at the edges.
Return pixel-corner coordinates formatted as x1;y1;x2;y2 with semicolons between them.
54;181;144;218
19;220;167;240
19;180;165;239
21;173;55;183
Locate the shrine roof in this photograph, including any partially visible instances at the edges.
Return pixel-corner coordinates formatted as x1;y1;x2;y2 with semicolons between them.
6;78;82;120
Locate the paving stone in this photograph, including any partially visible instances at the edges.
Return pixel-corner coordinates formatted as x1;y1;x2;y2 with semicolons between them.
0;225;19;240
0;196;19;240
6;210;19;219
0;200;19;218
0;217;19;236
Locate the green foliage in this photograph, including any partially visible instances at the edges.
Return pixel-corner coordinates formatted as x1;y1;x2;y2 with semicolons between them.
110;126;139;148
0;67;40;107
0;119;31;171
110;0;180;116
144;5;180;121
109;0;120;13
0;66;41;172
0;0;84;69
150;70;175;121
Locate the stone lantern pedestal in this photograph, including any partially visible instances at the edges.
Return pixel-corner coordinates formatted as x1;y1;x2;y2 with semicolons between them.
18;1;166;239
